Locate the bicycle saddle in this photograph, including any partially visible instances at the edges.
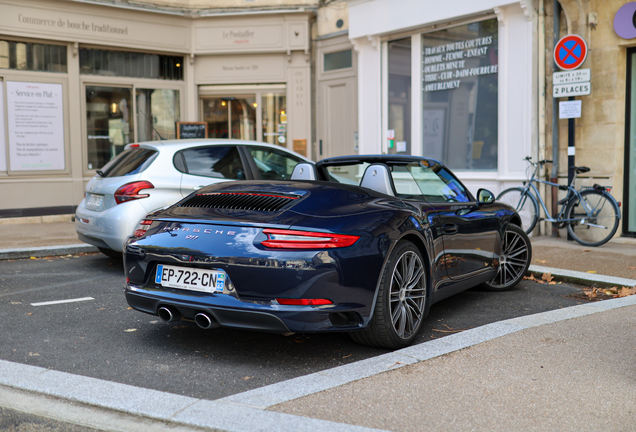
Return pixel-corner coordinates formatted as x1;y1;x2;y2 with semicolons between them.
573;166;590;174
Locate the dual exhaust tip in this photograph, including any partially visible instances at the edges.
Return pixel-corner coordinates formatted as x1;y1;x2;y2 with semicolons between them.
157;306;219;329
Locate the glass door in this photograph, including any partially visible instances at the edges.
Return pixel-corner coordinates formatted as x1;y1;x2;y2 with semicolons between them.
202;96;256;140
625;49;636;235
199;86;287;145
85;85;133;170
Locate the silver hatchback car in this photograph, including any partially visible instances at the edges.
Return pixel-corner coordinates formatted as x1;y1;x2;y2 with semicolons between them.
76;139;312;258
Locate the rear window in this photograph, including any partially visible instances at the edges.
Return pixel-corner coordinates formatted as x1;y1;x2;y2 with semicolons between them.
177;146;245;179
99;148;158;178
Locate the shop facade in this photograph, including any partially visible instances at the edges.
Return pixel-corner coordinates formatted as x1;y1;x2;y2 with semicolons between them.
347;0;538;199
0;0;313;218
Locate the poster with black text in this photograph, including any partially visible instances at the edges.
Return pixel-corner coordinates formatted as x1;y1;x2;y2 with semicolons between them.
7;81;65;171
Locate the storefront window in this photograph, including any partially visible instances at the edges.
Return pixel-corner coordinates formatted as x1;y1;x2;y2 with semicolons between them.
79;49;183;80
388;38;411;155
85;86;133;170
0;40;67;72
422;19;498;170
136;89;180;141
262;93;286;146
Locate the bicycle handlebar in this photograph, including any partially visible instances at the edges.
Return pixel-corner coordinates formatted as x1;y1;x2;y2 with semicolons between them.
524;157;553;166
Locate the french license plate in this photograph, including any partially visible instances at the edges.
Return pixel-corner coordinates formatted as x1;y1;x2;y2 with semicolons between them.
87;193;103;208
155;264;225;293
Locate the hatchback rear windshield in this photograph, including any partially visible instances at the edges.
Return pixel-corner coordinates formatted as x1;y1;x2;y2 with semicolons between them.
99;148;158;178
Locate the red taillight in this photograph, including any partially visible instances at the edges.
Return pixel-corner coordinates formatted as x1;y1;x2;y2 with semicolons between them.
276;298;333;306
261;229;360;249
129;144;140;148
115;181;154;204
133;219;153;237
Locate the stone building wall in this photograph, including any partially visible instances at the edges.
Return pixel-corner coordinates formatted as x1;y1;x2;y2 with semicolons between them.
544;0;629;233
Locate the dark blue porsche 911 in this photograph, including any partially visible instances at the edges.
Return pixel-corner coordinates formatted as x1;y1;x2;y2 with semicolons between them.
123;155;531;348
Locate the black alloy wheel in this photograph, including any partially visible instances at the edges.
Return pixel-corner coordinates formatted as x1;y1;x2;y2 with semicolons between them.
482;224;531;291
349;241;429;349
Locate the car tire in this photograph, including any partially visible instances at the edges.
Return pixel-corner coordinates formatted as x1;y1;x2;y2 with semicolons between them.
98;247;123;260
481;224;531;291
349;241;429;349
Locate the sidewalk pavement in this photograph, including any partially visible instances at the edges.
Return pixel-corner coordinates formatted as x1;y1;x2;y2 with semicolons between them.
1;219;636;431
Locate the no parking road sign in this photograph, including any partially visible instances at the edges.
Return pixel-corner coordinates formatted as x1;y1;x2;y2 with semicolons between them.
554;34;588;71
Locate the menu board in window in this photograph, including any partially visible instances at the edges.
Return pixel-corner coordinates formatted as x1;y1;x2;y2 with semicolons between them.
177;122;207;139
7;81;65;171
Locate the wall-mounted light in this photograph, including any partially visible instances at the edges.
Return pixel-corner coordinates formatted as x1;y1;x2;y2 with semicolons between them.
221;101;227;107
176;63;181;67
253;103;258;108
111;102;118;114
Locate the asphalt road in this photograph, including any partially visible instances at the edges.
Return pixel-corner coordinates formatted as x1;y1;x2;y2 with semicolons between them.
0;253;591;402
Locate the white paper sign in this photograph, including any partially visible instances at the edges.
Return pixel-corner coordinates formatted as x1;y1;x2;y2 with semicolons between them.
422;109;445;161
7;81;65;171
0;85;6;172
559;100;582;119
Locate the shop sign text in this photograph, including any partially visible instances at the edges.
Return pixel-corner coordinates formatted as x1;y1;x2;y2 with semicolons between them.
423;36;497;92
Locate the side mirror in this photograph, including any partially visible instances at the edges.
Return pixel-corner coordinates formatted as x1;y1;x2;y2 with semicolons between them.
477;188;495;205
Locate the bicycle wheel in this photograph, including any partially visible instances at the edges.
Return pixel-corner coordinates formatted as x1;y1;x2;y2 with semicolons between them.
497;187;539;234
565;190;620;247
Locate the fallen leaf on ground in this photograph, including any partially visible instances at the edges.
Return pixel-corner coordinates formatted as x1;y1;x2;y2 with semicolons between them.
124;329;137;332
587;271;597;274
28;353;39;357
618;286;636;298
549;282;557;285
582;249;591;252
342;354;352;358
628;267;636;270
535;259;547;264
542;273;554;283
388;361;405;369
524;274;538;281
587;288;598;299
243;376;253;380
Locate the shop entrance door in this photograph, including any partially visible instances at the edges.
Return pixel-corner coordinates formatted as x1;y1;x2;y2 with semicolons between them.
625;48;636;236
203;96;257;140
199;85;288;148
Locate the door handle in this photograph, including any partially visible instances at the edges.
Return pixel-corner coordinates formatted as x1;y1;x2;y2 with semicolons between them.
442;223;458;234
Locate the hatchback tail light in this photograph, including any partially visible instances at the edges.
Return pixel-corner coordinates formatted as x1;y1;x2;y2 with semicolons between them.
114;181;154;204
261;229;360;249
133;219;153;238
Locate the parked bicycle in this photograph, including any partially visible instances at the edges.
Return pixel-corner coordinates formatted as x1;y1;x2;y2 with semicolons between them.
497;157;620;247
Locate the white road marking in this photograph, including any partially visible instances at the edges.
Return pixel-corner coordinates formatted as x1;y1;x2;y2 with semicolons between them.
30;297;95;307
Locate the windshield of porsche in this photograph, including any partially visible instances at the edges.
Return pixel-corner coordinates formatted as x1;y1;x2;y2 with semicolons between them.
395;162;470;202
